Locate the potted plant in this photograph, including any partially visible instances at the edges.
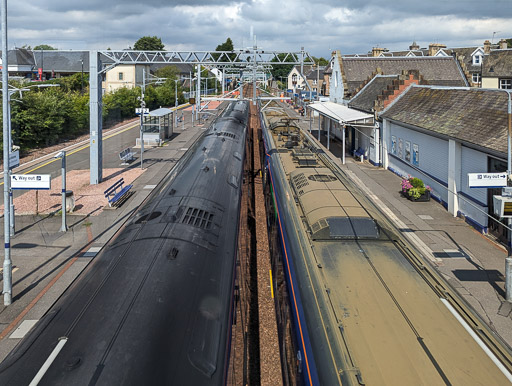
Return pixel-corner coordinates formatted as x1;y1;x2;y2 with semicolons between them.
401;176;432;202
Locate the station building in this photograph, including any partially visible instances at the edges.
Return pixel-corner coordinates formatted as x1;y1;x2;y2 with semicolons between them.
379;85;510;240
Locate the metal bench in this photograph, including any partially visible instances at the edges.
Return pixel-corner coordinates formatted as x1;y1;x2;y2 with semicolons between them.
104;178;133;207
353;147;365;161
119;148;136;165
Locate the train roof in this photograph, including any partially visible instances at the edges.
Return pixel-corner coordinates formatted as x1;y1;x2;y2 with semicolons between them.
263;104;378;240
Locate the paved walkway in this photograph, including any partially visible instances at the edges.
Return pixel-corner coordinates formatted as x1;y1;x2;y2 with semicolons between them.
293;110;512;350
0;108;209;362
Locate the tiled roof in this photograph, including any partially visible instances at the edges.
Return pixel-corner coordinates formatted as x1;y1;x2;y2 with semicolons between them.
380;86;510;154
33;51;90;72
348;75;398;112
341;57;467;98
0;49;35;66
482;49;512;77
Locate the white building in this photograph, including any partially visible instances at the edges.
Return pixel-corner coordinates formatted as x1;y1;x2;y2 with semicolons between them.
380;85;510;239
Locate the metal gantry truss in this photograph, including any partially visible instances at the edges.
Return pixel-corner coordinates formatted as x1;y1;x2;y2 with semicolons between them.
89;48;314;184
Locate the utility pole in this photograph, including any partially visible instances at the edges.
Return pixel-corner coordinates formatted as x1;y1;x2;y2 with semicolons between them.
138;94;146;169
174;79;178;130
2;0;12;305
58;151;67;232
196;64;201;121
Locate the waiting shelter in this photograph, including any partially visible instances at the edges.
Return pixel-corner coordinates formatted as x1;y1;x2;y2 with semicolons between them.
140;108;173;146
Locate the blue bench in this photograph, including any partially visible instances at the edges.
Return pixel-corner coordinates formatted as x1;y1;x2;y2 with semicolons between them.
353;147;365;161
119;148;135;165
104;178;133;207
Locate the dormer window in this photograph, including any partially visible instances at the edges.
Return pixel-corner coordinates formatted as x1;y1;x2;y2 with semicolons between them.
473;55;482;65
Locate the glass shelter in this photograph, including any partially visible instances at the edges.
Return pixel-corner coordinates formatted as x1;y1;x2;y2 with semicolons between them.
141;108;173;146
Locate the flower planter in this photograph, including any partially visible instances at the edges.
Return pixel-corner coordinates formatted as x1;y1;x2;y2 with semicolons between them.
404;190;430;202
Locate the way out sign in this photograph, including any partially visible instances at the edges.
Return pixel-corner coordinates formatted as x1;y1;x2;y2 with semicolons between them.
11;174;51;190
468;172;508;188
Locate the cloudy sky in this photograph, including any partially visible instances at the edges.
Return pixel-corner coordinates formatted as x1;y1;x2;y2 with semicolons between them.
8;0;512;57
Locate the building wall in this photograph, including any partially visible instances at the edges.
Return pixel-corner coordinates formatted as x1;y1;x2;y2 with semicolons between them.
385;119;491;231
482;77;499;89
460;146;489;228
329;54;344;103
287;67;306;91
104;64;149;93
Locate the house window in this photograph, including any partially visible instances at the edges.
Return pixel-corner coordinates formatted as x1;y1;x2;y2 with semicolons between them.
292;74;297;84
472;55;482;65
500;79;512;89
119;72;124;81
472;73;481;84
313;79;317;85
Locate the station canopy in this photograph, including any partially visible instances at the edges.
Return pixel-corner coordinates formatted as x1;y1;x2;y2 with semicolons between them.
308;101;373;124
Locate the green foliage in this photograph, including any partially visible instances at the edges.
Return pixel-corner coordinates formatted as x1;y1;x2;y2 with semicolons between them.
134;36;165;51
1;66;188;154
11;88;73;148
507;38;512;48
33;44;56;50
155;65;179;80
48;73;89;93
213;37;237;62
312;56;329;66
270;53;295;83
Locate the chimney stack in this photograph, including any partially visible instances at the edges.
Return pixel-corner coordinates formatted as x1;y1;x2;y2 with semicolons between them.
484;40;491;54
499;39;508;50
428;43;446;56
371;47;385;57
409;41;420;51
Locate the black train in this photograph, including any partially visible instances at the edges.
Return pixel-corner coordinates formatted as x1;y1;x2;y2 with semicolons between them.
0;101;249;385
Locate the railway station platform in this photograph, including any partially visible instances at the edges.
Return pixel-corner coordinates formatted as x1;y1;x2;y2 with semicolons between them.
290;107;512;351
0;106;211;362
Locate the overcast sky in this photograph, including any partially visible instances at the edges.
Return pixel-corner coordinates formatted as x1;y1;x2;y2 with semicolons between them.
8;0;512;57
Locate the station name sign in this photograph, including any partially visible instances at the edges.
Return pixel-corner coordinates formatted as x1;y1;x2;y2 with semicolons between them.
11;174;51;190
468;172;508;188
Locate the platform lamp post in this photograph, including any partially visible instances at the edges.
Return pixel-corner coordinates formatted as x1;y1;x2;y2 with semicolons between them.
1;0;12;305
174;79;178;129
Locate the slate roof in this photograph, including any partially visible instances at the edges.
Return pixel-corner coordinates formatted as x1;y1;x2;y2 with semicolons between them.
0;49;35;66
149;63;195;74
348;75;398;113
33;51;90;72
341;57;467;98
380;86;510;154
482;49;512;77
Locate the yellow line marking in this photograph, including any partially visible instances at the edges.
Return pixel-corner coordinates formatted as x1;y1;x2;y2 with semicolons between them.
1;123;139;185
269;269;274;298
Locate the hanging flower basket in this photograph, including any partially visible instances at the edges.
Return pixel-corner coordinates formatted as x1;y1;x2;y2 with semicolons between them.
401;176;432;202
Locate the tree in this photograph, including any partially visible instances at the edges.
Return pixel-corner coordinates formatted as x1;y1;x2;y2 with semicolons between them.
270;53;295;81
312;56;329;66
213;37;236;62
33;44;56;50
216;37;234;52
134;36;165;51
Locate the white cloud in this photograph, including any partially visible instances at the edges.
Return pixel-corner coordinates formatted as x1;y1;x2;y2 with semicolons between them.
5;0;512;57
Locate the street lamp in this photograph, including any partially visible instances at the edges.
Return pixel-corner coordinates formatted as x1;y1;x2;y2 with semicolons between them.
174;78;178;129
81;58;84;95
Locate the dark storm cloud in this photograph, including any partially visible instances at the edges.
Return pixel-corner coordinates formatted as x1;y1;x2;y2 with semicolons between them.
7;1;512;57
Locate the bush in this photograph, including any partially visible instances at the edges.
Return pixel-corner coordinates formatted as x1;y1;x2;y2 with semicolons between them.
401;176;431;199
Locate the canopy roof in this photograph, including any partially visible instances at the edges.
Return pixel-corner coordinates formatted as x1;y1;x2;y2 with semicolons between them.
308;101;372;124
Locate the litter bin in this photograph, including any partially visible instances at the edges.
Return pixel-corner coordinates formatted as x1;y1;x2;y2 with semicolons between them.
65;190;75;213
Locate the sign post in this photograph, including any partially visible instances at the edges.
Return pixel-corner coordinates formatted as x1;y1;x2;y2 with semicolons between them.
468;172;508;188
135;103;148;170
10;174;51;190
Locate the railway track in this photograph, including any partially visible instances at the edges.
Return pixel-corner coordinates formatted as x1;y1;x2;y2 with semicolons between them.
259;98;512;385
